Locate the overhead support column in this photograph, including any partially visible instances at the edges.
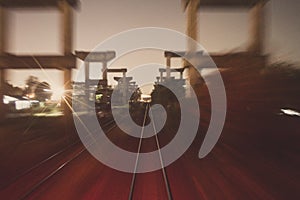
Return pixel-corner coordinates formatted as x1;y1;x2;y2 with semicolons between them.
75;51;116;94
0;7;8;121
60;0;73;55
166;56;171;79
186;0;199;49
102;62;107;81
84;61;90;103
156;77;160;83
63;67;72;102
121;71;127;103
0;7;7;53
247;1;266;55
186;0;200;86
60;0;74;116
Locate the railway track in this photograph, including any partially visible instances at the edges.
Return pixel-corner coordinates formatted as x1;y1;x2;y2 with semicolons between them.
1;103;299;199
0;116;117;200
128;103;173;200
1;104;176;199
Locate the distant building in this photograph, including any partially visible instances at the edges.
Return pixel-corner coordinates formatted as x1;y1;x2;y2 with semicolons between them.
3;95;39;112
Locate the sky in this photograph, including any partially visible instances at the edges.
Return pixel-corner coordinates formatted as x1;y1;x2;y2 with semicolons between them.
5;0;300;97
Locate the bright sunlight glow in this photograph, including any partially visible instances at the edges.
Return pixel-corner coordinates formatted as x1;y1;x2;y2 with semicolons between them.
51;86;65;101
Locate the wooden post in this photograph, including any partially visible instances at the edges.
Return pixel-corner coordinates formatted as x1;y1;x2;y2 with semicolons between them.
248;1;265;55
59;0;73;118
0;7;7;121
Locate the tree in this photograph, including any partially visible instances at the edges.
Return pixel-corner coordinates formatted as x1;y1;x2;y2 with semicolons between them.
24;76;39;98
35;82;52;101
130;88;142;102
4;81;23;96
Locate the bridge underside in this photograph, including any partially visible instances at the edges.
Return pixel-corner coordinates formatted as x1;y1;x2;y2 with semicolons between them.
182;0;265;9
211;53;267;69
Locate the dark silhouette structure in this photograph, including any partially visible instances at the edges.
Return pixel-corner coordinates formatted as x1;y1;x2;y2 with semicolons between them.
0;0;78;120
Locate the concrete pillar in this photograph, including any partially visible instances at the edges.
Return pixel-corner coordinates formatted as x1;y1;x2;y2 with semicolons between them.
84;61;90;103
122;72;127;103
123;80;128;105
0;69;6;121
84;62;89;84
166;56;171;79
248;1;265;55
63;68;72;101
102;62;107;82
60;0;73;55
185;0;200;91
186;0;199;52
59;0;73;117
0;7;7;121
0;7;7;53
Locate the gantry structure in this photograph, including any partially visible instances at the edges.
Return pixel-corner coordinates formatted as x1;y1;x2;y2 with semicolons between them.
75;50;132;106
0;0;271;120
0;0;79;120
182;0;269;85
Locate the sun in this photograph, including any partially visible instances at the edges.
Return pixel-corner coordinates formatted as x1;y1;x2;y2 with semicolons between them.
51;86;65;101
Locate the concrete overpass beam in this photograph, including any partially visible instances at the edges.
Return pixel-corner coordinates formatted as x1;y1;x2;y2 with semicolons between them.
0;7;8;121
248;1;266;55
